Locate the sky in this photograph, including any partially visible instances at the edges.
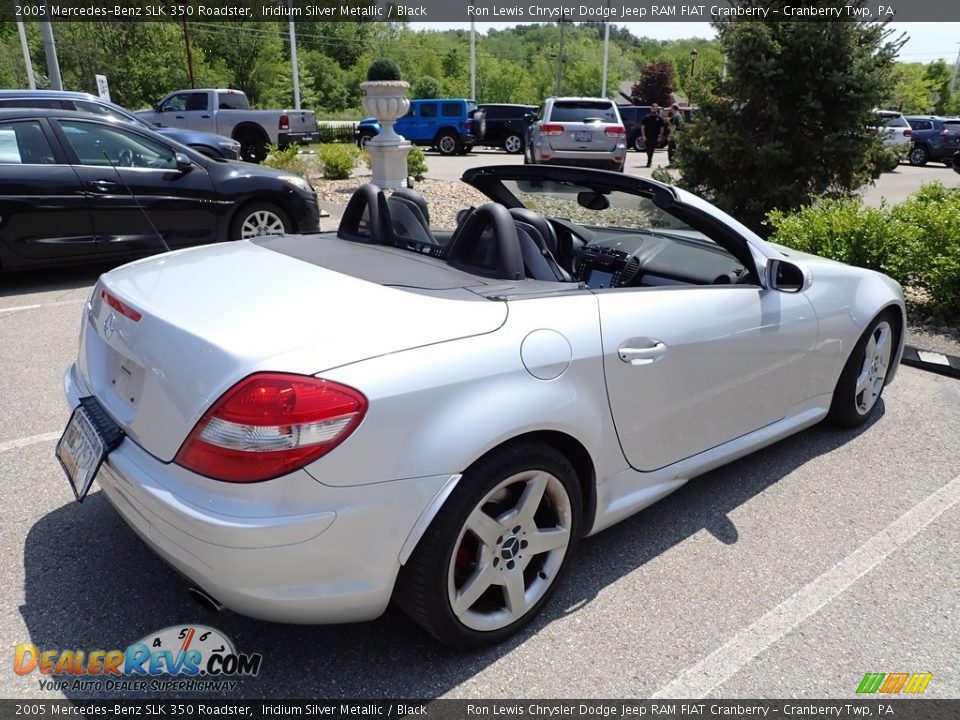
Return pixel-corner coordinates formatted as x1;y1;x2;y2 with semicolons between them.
412;21;960;64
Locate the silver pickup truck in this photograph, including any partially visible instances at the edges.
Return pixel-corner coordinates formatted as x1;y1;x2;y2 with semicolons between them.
136;88;317;163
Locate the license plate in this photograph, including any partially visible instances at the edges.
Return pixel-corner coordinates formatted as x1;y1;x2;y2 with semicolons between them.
303;134;315;142
575;131;592;142
56;398;123;503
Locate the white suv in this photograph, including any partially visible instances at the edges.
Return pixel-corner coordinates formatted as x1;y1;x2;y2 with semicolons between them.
525;97;627;172
871;109;913;148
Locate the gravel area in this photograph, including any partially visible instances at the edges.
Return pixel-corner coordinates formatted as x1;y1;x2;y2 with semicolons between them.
309;172;960;358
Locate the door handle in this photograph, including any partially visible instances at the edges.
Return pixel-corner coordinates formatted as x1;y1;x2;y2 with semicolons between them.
201;114;211;118
88;179;118;192
618;340;667;365
174;115;185;119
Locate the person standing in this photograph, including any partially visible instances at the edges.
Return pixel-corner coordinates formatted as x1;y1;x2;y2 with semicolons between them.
640;103;666;168
666;103;683;166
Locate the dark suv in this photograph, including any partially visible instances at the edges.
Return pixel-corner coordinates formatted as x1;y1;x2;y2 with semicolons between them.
904;115;960;166
355;98;479;155
618;104;694;152
477;103;537;154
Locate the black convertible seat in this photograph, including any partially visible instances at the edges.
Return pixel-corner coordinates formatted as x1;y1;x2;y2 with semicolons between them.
508;208;573;282
338;184;390;244
386;187;437;246
446;204;525;281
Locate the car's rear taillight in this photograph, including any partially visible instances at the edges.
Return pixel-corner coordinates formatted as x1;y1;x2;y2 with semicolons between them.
605;125;626;138
540;124;564;136
175;373;367;482
101;289;142;322
904;128;912;138
279;114;290;131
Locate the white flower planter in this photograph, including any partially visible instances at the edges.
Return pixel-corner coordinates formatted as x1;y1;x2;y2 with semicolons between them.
361;80;412;190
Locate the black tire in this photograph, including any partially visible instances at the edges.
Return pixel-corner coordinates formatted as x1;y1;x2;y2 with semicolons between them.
394;441;582;648
236;130;268;163
435;131;462;156
357;131;375;150
908;145;929;167
503;133;524;154
229;201;292;241
826;310;898;427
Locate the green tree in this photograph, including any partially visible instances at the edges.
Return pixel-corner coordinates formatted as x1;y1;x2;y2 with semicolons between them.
411;76;442;99
675;4;904;235
887;63;937;114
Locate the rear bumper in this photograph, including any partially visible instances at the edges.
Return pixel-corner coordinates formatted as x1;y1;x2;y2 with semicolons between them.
278;131;316;146
63;364;454;624
531;143;625;171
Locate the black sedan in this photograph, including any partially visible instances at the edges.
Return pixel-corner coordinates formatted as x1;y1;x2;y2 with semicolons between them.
0;109;319;273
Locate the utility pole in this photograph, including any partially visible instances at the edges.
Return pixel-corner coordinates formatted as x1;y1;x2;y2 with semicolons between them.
179;1;195;88
555;15;565;96
952;44;960;93
470;21;476;101
16;20;36;89
39;6;62;90
601;15;610;97
288;1;300;109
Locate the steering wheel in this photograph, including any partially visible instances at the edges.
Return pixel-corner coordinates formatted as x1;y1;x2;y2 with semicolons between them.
117;149;134;167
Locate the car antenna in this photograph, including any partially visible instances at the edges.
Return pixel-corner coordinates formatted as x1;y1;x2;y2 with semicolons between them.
100;149;172;254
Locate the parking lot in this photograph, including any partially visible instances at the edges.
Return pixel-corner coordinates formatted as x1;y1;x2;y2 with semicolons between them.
1;156;958;701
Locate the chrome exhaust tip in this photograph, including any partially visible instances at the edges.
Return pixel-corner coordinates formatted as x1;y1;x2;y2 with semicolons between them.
187;586;224;613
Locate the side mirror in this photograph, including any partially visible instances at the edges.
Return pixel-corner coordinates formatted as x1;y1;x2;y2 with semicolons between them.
524;113;536;123
767;259;812;293
174;153;193;172
154;104;164;113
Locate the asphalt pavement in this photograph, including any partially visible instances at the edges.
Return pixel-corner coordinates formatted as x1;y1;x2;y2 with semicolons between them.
1;265;958;700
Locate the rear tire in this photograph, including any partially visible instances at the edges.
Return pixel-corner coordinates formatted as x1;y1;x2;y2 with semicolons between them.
908;145;929;166
237;130;268;163
436;131;462;156
357;131;375;150
394;441;581;648
826;310;897;427
503;134;524;154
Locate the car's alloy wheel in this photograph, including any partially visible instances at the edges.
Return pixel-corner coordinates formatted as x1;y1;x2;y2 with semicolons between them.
358;132;375;149
503;134;524;154
396;442;581;647
230;202;291;241
908;145;929;166
436;132;461;156
827;311;896;426
631;133;645;152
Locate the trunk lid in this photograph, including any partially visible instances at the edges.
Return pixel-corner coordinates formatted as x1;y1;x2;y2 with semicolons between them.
79;240;506;461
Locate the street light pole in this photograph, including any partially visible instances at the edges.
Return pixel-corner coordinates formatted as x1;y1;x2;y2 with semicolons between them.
555;14;565;96
690;47;699;80
601;13;610;97
16;19;36;89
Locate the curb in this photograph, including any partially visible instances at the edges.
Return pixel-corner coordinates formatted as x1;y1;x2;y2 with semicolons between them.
901;345;960;379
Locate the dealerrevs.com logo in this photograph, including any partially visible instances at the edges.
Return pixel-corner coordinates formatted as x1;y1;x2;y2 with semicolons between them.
14;625;262;693
856;672;933;694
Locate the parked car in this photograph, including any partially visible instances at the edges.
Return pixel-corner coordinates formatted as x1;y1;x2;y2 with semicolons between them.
954;150;960;173
477;103;537;154
56;163;904;648
525;97;626;171
355;98;479;155
618;104;695;152
136;89;318;163
870;109;913;149
904;115;960;166
0;90;241;160
0;109;319;273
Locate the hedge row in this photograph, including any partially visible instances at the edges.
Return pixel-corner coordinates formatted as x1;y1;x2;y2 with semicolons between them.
766;183;960;316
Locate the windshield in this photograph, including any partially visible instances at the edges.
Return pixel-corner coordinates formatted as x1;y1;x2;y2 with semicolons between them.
500;179;712;249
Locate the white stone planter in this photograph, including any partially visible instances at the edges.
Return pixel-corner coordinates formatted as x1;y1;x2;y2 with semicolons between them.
360;80;412;190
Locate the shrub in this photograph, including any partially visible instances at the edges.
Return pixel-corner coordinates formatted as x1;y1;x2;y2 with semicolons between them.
366;58;402;82
411;76;442;99
263;144;307;177
319;143;360;180
766;184;960;316
407;145;427;181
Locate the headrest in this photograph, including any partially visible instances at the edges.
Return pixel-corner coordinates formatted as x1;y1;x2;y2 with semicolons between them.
508;207;559;255
446;203;524;281
390;188;430;226
338;184;390;244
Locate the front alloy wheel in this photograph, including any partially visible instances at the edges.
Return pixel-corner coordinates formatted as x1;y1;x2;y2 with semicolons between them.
827;311;896;426
229;202;292;241
503;134;524;154
395;442;581;647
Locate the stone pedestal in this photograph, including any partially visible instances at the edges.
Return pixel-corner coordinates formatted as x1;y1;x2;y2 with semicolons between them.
361;80;411;190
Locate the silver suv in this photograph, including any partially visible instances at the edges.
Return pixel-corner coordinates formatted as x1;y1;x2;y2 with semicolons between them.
525;97;626;172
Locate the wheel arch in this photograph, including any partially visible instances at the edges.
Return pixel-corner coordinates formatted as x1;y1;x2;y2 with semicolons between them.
231;122;269;144
398;430;598;567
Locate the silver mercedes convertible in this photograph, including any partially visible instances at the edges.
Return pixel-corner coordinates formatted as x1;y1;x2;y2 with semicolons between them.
58;165;905;647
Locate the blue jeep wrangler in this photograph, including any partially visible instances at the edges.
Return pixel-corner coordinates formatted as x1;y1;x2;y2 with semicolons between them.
355;98;480;155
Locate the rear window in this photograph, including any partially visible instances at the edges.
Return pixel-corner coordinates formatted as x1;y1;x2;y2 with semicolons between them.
216;92;249;110
441;102;462;117
550;101;618;123
907;119;933;131
943;121;960;132
882;115;909;129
